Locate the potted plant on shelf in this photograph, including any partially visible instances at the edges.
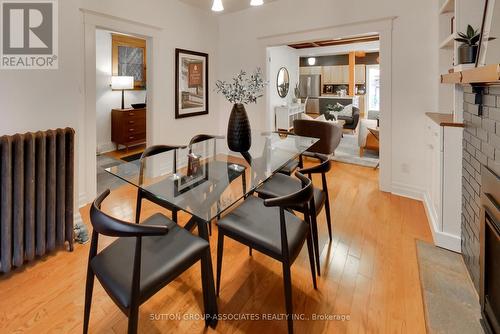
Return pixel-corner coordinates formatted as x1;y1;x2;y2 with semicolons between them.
215;68;267;152
455;25;482;64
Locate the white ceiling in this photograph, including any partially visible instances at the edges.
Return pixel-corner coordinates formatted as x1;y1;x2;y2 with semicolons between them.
179;0;278;14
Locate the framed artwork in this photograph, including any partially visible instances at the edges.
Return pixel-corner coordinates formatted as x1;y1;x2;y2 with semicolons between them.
112;34;147;89
175;48;209;119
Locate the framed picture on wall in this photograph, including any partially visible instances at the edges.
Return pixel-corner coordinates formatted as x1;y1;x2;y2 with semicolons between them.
175;49;209;119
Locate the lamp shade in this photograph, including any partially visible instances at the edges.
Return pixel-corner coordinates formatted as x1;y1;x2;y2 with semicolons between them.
211;0;224;11
307;57;316;66
111;76;134;90
250;0;264;6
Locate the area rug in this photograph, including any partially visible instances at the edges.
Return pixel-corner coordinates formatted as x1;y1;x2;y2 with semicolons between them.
96;154;127;194
416;240;484;334
332;133;379;168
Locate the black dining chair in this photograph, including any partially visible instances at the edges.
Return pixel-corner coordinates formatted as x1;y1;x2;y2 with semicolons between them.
135;145;185;224
84;189;218;334
216;172;317;334
255;153;332;276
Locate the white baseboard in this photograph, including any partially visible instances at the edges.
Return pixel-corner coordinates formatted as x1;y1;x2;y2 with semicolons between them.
96;142;115;154
391;181;425;201
422;191;462;253
391;182;462;253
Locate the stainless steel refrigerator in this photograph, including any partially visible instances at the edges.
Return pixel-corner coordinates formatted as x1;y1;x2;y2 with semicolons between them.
299;74;321;114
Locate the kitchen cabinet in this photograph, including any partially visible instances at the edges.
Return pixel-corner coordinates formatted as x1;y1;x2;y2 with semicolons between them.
355;65;366;84
300;66;322;75
424;114;463;252
321;65;349;84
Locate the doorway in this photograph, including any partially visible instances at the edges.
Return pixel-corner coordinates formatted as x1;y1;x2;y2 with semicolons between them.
95;29;148;194
260;18;393;192
82;9;160;205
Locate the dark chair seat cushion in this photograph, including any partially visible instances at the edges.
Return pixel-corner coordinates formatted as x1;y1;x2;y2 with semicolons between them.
255;173;326;213
91;213;209;310
279;159;300;176
217;196;308;261
337;115;354;125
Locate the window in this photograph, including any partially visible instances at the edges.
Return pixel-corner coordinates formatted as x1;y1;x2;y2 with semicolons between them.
112;34;146;89
367;65;380;112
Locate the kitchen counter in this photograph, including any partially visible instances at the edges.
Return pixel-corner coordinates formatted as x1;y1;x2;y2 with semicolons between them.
319;95;356;99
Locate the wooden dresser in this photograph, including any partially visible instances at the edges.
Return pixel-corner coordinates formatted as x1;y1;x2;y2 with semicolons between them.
111;108;146;151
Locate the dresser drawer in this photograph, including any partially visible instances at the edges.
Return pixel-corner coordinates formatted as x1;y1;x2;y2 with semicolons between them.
111;108;147;149
126;125;146;136
126;133;146;143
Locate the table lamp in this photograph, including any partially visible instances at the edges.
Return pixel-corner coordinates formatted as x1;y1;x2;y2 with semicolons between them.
111;76;134;109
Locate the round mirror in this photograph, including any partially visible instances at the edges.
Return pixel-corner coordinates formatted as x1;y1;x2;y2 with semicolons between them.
277;67;290;98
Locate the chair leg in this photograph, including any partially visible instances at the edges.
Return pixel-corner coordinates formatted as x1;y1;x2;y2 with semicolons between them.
309;207;321;276
216;231;224;296
134;194;142;224
249;247;252;256
172;208;178;223
282;262;294;334
128;306;139;334
209;220;212;236
83;269;94;334
324;198;333;242
306;232;317;289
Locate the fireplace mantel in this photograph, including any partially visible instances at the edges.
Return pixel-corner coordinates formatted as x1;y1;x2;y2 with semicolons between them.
441;64;500;85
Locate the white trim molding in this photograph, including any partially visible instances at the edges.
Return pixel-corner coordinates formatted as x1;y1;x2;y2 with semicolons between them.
81;10;162;206
258;17;395;193
422;191;462;253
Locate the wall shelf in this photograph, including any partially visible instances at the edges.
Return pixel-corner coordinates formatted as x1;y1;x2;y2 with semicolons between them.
439;0;455;14
439;34;455;49
441;64;500;84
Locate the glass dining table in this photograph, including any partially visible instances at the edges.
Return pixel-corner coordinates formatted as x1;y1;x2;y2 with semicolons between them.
105;131;319;239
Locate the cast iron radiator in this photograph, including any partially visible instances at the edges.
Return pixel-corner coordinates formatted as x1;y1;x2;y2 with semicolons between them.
0;128;75;274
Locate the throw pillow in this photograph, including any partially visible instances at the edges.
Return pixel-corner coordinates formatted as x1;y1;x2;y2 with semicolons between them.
316;114;327;122
338;104;353;117
300;113;314;120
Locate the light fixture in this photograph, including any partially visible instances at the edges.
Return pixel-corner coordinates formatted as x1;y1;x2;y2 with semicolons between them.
250;0;264;6
307;57;316;66
111;76;134;109
211;0;224;11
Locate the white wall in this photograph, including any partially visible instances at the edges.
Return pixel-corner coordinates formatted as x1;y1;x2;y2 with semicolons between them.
0;0;220;207
267;46;299;129
95;29;147;154
217;0;439;194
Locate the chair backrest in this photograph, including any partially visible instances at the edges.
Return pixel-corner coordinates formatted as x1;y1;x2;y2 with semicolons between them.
299;153;332;175
263;172;314;209
293;119;342;155
263;172;314;257
189;134;216;146
90;189;169;238
139;145;184;184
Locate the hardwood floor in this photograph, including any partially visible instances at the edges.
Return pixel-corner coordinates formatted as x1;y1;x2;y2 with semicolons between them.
0;162;432;333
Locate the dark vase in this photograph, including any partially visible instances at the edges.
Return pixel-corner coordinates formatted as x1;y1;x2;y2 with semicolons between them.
227;103;251;152
458;44;478;64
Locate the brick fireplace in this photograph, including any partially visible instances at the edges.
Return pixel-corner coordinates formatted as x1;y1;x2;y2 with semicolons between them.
462;85;500;292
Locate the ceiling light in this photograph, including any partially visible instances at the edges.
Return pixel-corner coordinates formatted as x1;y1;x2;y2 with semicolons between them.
250;0;264;6
307;57;316;66
212;0;224;12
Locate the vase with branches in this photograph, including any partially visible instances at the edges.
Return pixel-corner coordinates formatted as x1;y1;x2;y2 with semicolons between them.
215;68;267;152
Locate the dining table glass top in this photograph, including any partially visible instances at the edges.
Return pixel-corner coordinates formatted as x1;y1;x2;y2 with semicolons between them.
106;132;318;222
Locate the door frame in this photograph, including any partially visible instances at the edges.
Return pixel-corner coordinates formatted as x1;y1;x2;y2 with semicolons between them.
81;9;161;205
366;64;381;117
258;17;395;192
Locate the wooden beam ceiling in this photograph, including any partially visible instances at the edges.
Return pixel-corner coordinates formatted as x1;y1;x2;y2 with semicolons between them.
288;34;379;49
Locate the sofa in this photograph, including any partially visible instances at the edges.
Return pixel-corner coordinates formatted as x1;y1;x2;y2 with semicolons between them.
337;106;360;131
292;119;343;155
